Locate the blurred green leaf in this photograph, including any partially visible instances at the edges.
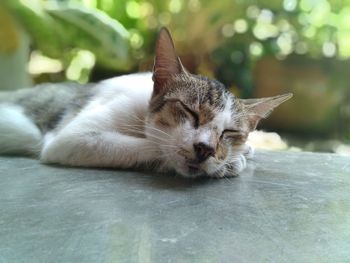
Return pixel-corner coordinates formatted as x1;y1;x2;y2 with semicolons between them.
46;5;132;70
2;0;64;58
2;0;132;71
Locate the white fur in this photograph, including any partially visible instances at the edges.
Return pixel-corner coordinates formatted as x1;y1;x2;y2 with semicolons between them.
0;104;42;155
41;73;161;168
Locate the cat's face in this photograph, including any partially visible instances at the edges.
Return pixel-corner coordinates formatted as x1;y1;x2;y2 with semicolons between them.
147;74;249;177
146;28;291;178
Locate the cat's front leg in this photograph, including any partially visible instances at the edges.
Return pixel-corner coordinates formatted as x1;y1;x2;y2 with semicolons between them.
243;143;255;159
41;130;161;168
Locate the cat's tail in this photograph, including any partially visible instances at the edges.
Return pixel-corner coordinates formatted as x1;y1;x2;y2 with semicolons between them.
0;104;42;156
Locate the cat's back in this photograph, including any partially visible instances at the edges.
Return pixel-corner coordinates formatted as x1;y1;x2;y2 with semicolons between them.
95;72;153;103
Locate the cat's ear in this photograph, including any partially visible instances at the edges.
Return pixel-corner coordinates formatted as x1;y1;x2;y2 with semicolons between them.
240;93;293;130
152;27;186;94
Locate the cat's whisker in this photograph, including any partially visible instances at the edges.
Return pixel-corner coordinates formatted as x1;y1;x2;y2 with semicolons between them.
139;144;179;152
114;112;174;140
136;148;176;160
223;175;233;183
119;123;173;139
110;109;172;139
118;126;175;143
112;107;146;122
147;138;178;147
144;124;173;138
146;136;179;148
133;147;177;159
133;139;180;150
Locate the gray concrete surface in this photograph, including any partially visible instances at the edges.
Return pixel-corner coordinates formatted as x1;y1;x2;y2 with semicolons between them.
0;150;349;262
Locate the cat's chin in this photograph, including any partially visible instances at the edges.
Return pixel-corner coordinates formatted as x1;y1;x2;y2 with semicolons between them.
165;157;214;178
173;162;205;178
176;168;205;178
176;167;227;179
164;153;227;178
175;163;233;179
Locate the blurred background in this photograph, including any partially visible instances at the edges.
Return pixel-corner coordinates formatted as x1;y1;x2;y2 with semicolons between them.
0;0;349;154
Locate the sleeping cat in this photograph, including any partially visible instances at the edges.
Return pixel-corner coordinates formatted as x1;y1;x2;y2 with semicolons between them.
0;28;292;178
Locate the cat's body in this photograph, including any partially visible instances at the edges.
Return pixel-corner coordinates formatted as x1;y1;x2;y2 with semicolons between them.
0;28;291;178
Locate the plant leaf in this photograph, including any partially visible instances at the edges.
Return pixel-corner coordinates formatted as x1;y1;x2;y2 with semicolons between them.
2;0;64;58
46;4;132;70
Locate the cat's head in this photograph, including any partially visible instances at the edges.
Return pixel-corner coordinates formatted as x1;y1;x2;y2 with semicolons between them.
146;28;292;178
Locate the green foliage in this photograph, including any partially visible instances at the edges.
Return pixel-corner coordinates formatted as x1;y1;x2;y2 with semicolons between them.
68;0;350;60
1;0;132;80
2;0;63;58
46;5;130;70
2;0;350;86
227;0;350;59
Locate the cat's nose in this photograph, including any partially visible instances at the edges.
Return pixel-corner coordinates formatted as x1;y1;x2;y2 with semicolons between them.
193;142;215;162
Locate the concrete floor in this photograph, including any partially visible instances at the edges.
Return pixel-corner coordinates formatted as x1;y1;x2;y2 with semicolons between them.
0;150;349;262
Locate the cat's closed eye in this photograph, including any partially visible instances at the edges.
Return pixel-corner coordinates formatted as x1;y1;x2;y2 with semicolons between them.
220;129;242;139
167;99;199;127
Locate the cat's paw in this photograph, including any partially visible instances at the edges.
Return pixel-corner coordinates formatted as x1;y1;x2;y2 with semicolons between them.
209;154;247;178
243;144;255;159
225;154;247;177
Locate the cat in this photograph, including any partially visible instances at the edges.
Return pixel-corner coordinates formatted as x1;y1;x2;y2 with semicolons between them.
0;28;292;178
